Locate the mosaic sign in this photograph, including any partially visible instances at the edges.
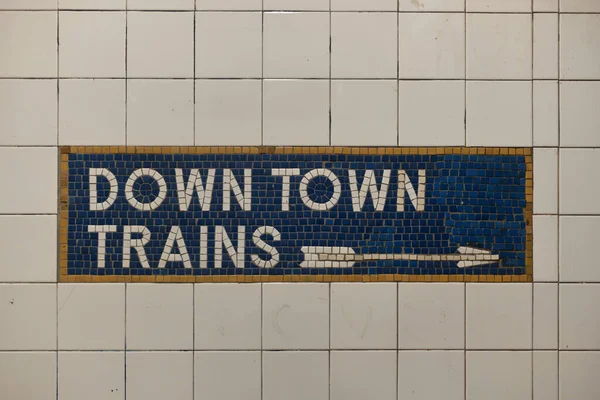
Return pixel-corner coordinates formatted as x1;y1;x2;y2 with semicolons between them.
59;147;532;283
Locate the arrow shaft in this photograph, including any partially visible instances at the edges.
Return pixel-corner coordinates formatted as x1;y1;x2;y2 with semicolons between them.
319;253;500;262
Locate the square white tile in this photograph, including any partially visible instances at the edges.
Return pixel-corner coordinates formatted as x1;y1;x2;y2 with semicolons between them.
263;80;329;146
330;283;397;349
127;12;193;78
0;11;57;77
0;80;57;146
195;351;261;400
331;0;396;10
560;0;600;11
331;80;397;146
0;216;56;282
534;14;558;79
263;12;329;78
263;351;329;400
560;82;600;147
560;14;600;79
196;80;261;146
466;283;532;349
560;351;600;399
197;0;262;9
534;0;558;11
126;352;193;400
59;0;124;8
0;284;56;350
560;284;600;350
263;0;328;10
533;81;559;147
0;352;56;400
560;217;600;282
0;147;57;214
398;351;464;400
262;283;329;350
195;283;261;350
399;80;465;146
559;149;600;215
467;14;532;79
59;79;126;145
399;13;465;79
128;0;194;9
127;79;194;145
467;351;532;400
331;12;397;78
534;283;558;349
59;11;125;78
196;12;262;78
467;0;531;11
399;0;464;10
533;148;558;214
126;284;193;350
399;283;464;349
58;284;125;350
58;352;125;400
533;215;558;282
0;0;56;8
330;351;396;400
534;351;558;400
466;81;532;147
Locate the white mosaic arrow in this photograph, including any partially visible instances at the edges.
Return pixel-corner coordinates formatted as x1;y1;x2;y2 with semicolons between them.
300;246;499;269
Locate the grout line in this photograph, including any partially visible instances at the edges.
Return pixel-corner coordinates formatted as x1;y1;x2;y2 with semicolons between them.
328;1;332;147
193;4;196;146
396;282;399;400
55;3;60;396
531;3;535;398
463;8;467;147
260;3;264;147
260;281;264;400
556;4;561;398
396;7;400;147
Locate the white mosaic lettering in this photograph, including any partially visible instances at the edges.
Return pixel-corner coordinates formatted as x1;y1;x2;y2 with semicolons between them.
175;168;216;212
397;170;426;212
125;168;168;211
223;169;252;211
271;168;301;211
89;168;118;211
87;225;117;268
157;226;192;269
122;225;151;269
348;170;391;212
199;226;208;268
251;226;281;268
298;168;342;211
215;226;245;268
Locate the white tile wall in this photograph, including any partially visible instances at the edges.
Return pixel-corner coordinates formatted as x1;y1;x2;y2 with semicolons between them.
1;3;599;399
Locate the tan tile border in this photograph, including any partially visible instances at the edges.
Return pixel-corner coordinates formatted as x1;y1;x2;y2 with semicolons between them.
59;146;533;283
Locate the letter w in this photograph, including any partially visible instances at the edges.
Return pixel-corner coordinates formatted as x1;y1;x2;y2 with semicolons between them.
348;170;391;212
175;169;216;211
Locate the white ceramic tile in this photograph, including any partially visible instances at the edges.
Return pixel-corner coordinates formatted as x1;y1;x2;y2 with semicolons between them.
399;283;464;349
560;284;600;349
263;351;329;400
58;284;125;350
195;80;261;146
534;283;558;349
0;80;56;145
195;283;261;350
127;79;194;145
560;351;600;399
466;81;532;146
263;80;329;146
534;352;558;400
264;0;328;10
58;352;125;400
331;12;397;78
467;14;532;79
534;14;558;79
399;80;465;146
0;216;56;282
127;12;193;78
399;13;465;79
560;217;600;282
263;283;329;350
0;11;56;77
533;81;559;147
129;0;194;9
264;12;329;78
197;0;262;10
195;351;261;400
59;11;125;78
0;352;56;400
559;149;600;215
331;80;397;146
127;352;193;400
399;0;464;10
534;148;558;214
560;0;600;11
534;0;558;11
467;0;531;11
330;351;396;400
467;351;532;400
59;0;125;8
0;147;57;214
127;284;193;350
59;79;125;145
533;215;558;282
560;14;600;79
332;0;396;10
560;81;600;147
196;12;262;78
466;283;532;349
330;283;397;349
398;351;464;400
0;284;56;350
0;0;55;8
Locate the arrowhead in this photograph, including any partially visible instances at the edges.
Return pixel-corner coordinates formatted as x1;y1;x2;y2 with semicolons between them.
456;246;499;268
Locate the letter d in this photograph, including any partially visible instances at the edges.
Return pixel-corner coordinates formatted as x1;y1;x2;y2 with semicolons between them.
89;168;118;211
